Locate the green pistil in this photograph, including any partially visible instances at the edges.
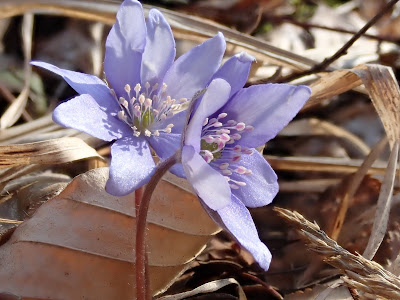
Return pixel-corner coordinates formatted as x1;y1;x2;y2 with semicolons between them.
201;139;222;160
142;109;153;128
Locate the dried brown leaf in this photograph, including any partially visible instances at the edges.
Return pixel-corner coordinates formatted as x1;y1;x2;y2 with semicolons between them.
0;137;101;169
0;168;219;298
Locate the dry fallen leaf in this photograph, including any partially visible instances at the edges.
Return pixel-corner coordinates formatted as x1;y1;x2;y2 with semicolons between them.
0;167;220;299
0;137;102;169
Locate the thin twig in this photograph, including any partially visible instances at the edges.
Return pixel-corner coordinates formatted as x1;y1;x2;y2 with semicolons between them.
135;151;180;300
275;0;399;83
269;15;400;44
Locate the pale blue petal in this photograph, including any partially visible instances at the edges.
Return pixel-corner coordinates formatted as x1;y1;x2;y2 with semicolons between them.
31;61;119;111
216;195;272;270
229;151;278;208
163;33;226;101
53;94;131;141
182;145;231;210
141;9;175;87
156;110;186;135
184;79;231;153
104;0;146;97
222;84;311;148
106;136;155;196
212;52;255;97
148;132;185;177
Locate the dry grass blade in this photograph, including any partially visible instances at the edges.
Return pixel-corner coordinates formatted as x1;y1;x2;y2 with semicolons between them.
0;137;102;169
0;114;54;144
0;0;320;72
275;207;400;300
352;65;400;148
330;136;388;240
0;218;22;224
305;70;363;111
0;13;33;129
158;278;247;300
280;118;370;157
279;179;341;193
363;141;399;260
266;155;394;176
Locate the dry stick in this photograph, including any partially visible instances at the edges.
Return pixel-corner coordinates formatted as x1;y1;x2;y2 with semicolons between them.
276;0;400;83
269;15;400;44
135;151;180;300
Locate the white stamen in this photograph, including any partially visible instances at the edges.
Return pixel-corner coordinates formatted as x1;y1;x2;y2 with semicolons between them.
144;129;151;137
139;94;145;105
134;83;141;94
218;113;227;119
144;98;152;108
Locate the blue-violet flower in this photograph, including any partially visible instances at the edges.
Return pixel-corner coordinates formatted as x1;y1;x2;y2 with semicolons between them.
182;52;311;270
31;0;226;196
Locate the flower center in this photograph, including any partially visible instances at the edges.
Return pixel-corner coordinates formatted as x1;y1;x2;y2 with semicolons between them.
200;112;254;190
111;82;188;137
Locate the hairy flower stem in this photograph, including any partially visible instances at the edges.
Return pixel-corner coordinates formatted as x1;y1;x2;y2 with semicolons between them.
135;151;181;300
135;186;143;215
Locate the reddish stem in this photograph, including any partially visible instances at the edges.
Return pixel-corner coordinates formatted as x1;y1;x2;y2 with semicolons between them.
135;152;180;300
135;186;143;215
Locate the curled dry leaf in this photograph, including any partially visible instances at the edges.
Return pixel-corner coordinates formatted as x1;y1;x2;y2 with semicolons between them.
307;64;400;148
0;172;71;220
352;64;400;148
0;137;101;169
0;167;220;299
158;278;246;300
363;141;399;259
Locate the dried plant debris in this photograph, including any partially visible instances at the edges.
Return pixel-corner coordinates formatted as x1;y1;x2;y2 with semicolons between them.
276;207;400;300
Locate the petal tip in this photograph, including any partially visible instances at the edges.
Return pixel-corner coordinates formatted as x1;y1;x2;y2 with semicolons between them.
235;52;255;63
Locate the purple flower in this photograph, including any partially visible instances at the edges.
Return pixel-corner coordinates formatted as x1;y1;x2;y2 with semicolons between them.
182;52;311;270
31;0;226;196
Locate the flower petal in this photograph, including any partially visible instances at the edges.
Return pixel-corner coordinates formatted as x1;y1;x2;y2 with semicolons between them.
141;9;175;87
211;52;255;98
31;61;119;111
216;195;272;270
163;32;226;101
104;0;146;97
230;151;278;208
222;84;311;148
148;132;185;177
53;94;131;141
106;136;155;196
184;78;231;153
182;145;231;210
